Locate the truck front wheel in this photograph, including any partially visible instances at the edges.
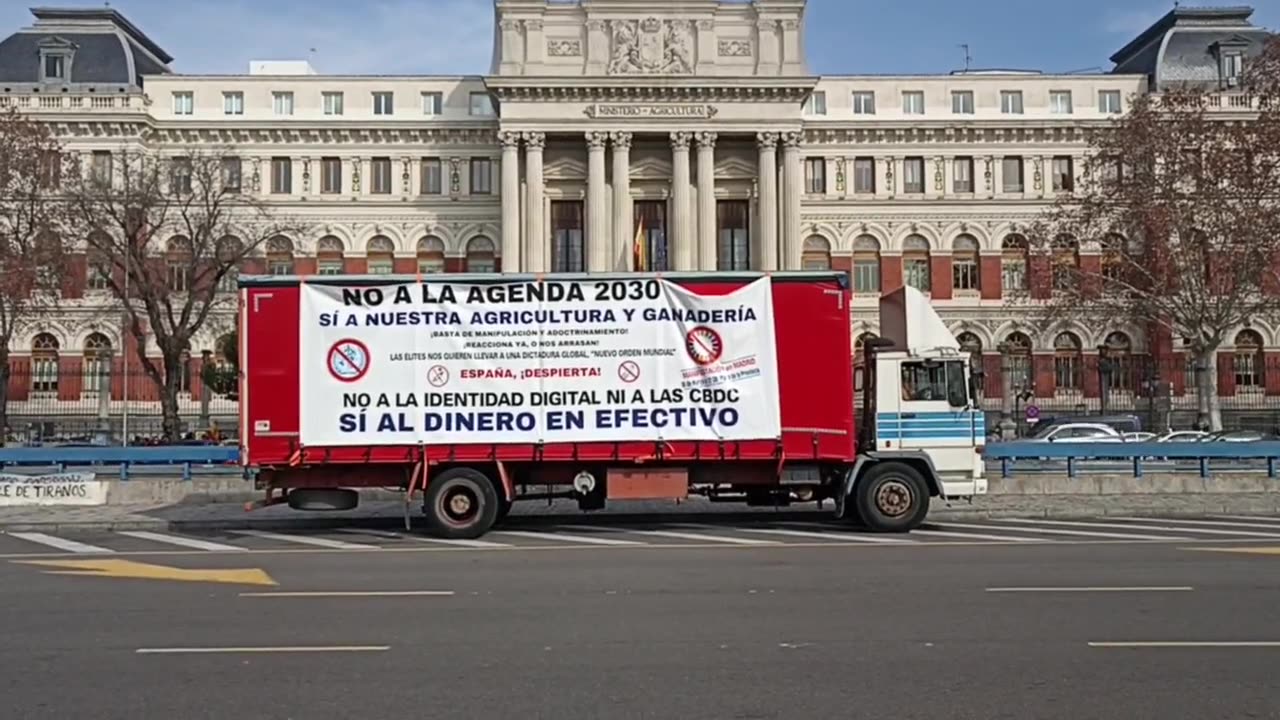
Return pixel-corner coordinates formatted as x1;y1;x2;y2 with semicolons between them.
854;463;929;533
423;468;500;539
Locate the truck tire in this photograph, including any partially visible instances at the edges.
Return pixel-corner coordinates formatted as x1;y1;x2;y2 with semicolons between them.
422;467;500;539
854;463;929;533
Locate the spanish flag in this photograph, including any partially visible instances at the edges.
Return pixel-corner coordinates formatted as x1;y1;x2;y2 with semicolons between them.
632;219;646;271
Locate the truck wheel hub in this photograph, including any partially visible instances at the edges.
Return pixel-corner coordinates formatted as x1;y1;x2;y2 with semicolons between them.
875;480;912;518
441;487;478;523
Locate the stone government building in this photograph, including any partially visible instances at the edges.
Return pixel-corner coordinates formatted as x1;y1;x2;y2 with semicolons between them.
0;1;1273;434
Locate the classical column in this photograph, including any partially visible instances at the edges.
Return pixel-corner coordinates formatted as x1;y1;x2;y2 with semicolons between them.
586;131;610;272
523;132;546;273
780;131;803;270
695;132;718;271
499;131;521;273
610;131;633;271
671;131;693;271
756;132;779;271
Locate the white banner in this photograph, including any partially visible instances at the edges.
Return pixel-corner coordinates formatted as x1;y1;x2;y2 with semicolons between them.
0;472;105;506
299;277;780;446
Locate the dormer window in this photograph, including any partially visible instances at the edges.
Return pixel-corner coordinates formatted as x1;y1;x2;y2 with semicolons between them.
37;37;76;84
1221;52;1244;87
44;55;65;80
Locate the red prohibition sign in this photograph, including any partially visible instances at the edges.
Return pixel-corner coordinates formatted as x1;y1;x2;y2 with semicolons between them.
684;326;723;366
618;360;641;383
427;365;450;387
327;339;370;382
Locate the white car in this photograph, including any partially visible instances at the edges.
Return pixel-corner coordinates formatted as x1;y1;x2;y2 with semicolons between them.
1123;432;1157;442
1157;430;1209;443
1030;423;1125;442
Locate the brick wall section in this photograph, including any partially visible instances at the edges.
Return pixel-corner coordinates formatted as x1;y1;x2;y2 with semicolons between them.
1082;355;1100;399
62;253;87;299
293;257;317;275
56;357;82;401
983;353;1003;398
979;256;1002;300
444;257;465;273
1029;254;1051;300
392;257;417;274
1079;255;1102;298
343;257;367;274
1033;354;1055;397
1218;351;1236;397
879;256;902;293
7;357;30;401
929;256;952;300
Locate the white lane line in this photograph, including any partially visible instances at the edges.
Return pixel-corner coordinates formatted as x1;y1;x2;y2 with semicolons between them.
1108;517;1280;537
1089;641;1280;648
7;532;114;554
1210;515;1280;524
491;530;644;546
229;530;379;550
628;529;779;545
783;523;913;543
240;591;454;598
136;646;390;655
733;528;876;543
1004;517;1280;539
911;529;1039;543
988;586;1194;593
334;528;512;548
115;531;248;552
943;521;1186;541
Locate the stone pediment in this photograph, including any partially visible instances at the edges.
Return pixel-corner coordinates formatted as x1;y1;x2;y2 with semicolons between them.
544;155;587;180
714;156;757;179
629;155;673;181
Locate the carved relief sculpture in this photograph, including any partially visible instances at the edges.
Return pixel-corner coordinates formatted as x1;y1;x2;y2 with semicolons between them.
607;17;693;75
608;131;633;150
547;39;581;57
718;40;752;57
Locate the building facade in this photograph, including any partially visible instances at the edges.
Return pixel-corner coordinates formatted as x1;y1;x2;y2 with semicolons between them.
0;2;1273;435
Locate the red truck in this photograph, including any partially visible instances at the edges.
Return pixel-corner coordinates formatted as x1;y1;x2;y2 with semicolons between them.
239;272;984;537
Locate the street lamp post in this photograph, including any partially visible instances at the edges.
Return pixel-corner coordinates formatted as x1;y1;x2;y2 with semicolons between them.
1097;345;1115;417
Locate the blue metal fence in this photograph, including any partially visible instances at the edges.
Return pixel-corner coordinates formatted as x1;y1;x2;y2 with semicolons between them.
0;446;239;480
984;441;1280;479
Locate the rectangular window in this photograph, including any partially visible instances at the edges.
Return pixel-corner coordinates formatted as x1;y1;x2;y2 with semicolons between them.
1098;90;1122;114
43;54;65;80
901;91;924;115
1000;90;1024;114
223;91;243;115
803;91;826;115
273;91;294;116
717;200;750;271
271;157;292;194
91;151;113;185
170;157;192;194
421;158;443;194
88;257;111;291
1002;256;1027;292
634;200;669;271
1001;157;1024;193
1222;52;1244;86
470;158;493;194
953;156;974;193
270;259;293;276
1054;354;1081;391
803;157;826;194
317;259;343;276
371;157;392;194
222;157;242;193
903;157;925;194
219;266;239;293
903;257;931;291
322;92;344;116
469;92;494;116
853;157;875;194
852;258;880;294
321;157;342;194
422;92;443;115
38;150;60;189
1050;90;1073;114
551;200;585;272
167;260;188;293
372;91;394;115
851;91;876;115
172;91;193;115
953;255;979;292
951;90;974;114
1052;156;1074;192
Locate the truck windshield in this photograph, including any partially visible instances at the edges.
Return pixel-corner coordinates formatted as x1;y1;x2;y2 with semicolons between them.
900;360;969;407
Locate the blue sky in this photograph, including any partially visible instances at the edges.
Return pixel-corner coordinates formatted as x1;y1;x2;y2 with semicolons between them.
2;1;1276;76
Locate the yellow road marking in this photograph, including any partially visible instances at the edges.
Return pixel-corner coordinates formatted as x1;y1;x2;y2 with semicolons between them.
16;558;277;586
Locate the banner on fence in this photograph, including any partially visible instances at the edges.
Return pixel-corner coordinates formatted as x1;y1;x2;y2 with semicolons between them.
298;277;780;446
0;472;105;506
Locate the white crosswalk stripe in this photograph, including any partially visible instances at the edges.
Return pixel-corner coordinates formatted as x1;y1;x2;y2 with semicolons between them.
783;523;913;543
492;530;644;546
628;529;779;545
1103;517;1280;538
335;528;513;548
1210;515;1280;524
945;521;1186;541
229;530;379;550
734;527;898;543
910;529;1040;543
7;532;113;554
115;531;247;552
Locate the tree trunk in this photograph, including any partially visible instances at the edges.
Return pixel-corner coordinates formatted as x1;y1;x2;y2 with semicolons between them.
1194;348;1224;432
159;351;184;443
0;347;10;446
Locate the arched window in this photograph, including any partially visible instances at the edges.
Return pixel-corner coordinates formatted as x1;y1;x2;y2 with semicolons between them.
166;236;193;292
1234;329;1265;390
1003;332;1032;392
902;234;931;292
366;235;395;275
952;234;980;293
316;235;345;275
1052;234;1080;291
31;333;60;394
854;331;878;359
1103;331;1134;392
266;235;294;276
465;236;496;273
852;235;881;295
801;235;831;270
417;236;445;274
1001;234;1029;292
1053;331;1083;392
83;333;112;398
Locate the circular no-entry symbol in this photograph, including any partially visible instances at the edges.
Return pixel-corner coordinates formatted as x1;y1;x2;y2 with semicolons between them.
327;339;370;383
684;326;723;366
427;365;450;388
618;361;641;383
1025;405;1040;420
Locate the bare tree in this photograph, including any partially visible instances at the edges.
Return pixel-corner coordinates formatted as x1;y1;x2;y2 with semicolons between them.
64;148;302;441
1028;36;1280;430
0;108;70;439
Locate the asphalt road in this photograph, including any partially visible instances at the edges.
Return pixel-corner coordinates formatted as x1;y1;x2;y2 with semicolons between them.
3;519;1280;720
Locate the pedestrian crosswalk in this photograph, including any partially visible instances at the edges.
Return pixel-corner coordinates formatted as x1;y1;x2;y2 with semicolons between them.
4;515;1280;556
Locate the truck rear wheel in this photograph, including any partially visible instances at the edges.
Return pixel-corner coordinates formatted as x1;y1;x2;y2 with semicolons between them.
854;463;929;533
422;468;499;539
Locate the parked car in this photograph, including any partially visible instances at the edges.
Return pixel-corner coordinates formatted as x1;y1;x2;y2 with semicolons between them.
1201;430;1278;442
1026;414;1143;438
1157;430;1209;443
1123;432;1157;442
1028;423;1125;443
